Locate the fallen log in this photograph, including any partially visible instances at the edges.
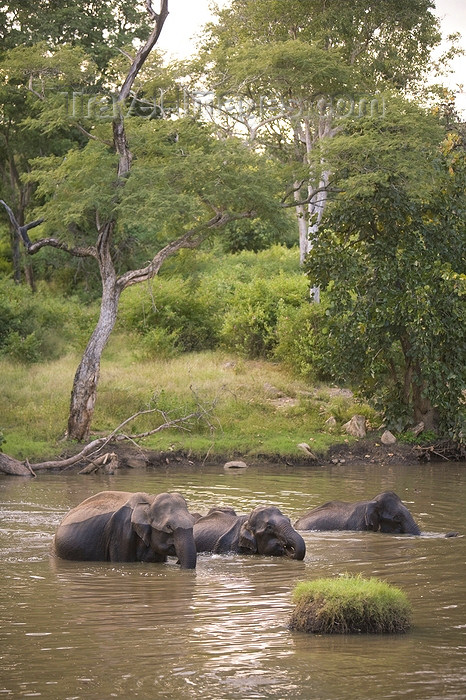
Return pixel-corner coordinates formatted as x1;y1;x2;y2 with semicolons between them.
0;453;35;477
78;452;119;475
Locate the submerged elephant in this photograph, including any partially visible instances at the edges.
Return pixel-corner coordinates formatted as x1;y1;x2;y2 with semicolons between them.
294;491;420;535
193;505;306;559
53;491;197;568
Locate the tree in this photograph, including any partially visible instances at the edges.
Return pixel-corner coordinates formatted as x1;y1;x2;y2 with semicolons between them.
305;107;466;438
1;0;285;441
0;1;150;285
196;0;443;265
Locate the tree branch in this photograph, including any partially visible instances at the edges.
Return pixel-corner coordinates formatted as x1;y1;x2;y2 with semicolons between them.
0;199;98;259
281;185;338;209
117;210;254;289
0;199;44;248
117;1;169;105
74;122;113;146
27;238;98;258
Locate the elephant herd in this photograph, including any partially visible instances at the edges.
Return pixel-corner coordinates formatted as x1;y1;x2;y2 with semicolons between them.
52;489;421;569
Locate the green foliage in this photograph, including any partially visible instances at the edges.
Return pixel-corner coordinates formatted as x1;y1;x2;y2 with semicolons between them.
23;117;287;265
398;429;438;445
0;1;150;70
118;246;305;357
136;328;180;361
321;93;444;201
290;575;412;634
0;277;97;362
274;301;330;380
3;331;42;363
0;428;5;452
221;217;296;254
25;141;118;236
220;274;309;358
119;276;220;353
206;0;441;90
306;136;466;439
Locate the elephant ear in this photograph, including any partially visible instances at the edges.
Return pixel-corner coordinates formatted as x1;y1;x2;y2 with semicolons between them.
365;501;380;531
131;502;151;546
238;522;258;553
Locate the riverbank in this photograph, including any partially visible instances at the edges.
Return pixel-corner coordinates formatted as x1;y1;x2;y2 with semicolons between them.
44;437;443;475
2;345;462;468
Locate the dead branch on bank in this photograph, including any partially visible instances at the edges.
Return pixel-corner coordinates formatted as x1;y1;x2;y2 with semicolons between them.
414;441;466;462
0;391;216;477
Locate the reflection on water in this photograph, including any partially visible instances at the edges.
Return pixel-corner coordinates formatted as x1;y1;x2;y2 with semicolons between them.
0;462;465;699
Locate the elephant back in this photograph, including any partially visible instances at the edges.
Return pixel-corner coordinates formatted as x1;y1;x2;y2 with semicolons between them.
58;491;134;526
193;511;243;553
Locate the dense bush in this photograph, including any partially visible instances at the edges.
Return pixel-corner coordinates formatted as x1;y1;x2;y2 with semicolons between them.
118;275;221;352
220;217;296;253
0;278;97;363
118;246;308;359
274;301;330;380
220;274;309;357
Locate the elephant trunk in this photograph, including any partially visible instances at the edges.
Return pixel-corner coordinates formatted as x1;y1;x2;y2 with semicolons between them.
405;512;421;536
173;527;197;569
281;523;306;560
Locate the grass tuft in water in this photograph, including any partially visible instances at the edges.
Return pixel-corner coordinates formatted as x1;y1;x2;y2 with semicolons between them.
289;575;412;634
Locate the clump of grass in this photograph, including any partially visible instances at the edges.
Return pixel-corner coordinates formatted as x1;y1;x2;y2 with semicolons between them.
289;575;412;634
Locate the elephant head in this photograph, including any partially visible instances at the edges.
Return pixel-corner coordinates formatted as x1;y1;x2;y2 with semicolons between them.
238;505;306;560
130;492;197;569
364;491;421;535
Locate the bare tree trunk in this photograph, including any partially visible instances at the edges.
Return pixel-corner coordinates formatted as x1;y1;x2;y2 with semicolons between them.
67;253;121;440
10;228;21;283
294;190;309;266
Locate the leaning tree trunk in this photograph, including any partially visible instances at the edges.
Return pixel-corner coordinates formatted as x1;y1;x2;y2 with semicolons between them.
67;270;121;441
67;2;169;440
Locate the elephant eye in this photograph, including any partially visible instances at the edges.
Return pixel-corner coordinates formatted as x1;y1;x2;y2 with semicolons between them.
165;523;173;533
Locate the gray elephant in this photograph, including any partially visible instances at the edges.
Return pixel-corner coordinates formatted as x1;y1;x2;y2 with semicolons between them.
294;491;420;535
53;491;197;568
193;505;306;559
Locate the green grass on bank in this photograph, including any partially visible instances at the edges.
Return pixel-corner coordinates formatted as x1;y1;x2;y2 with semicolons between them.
1;335;378;461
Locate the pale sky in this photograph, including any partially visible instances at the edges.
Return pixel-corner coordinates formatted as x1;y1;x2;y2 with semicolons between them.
156;0;465;112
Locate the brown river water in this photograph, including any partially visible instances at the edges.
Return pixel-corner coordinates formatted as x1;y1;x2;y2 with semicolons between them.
1;462;465;700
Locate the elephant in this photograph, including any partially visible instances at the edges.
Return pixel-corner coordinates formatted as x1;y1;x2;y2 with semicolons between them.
53;491;197;568
191;506;237;523
294;491;421;535
193;505;306;559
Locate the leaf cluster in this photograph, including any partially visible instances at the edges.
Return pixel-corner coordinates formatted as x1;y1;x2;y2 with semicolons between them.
306;140;466;437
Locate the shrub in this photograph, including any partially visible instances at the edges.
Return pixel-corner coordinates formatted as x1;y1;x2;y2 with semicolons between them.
290;575;412;634
0;278;97;363
136;328;180;360
274;301;330;380
118;247;307;359
3;330;42;363
220;274;309;358
118;276;220;352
